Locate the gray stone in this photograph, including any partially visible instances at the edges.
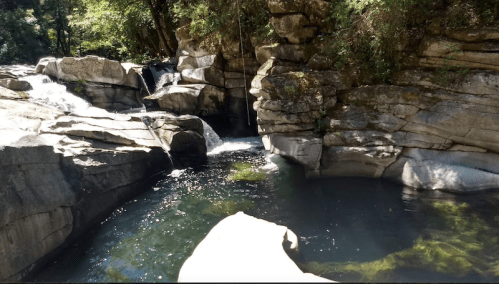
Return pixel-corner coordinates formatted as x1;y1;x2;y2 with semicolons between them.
177;54;223;71
262;134;322;170
144;84;226;116
0;79;32;91
393;69;499;96
270;14;317;44
445;28;499;42
258;123;315;134
320;146;402;178
181;66;225;87
35;57;56;74
255;44;311;64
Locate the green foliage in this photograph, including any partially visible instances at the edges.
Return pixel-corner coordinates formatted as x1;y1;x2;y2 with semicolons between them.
284;85;296;96
315;107;329;135
0;8;50;64
433;43;470;85
202;199;255;217
69;0;153;61
173;0;272;41
299;201;499;281
228;162;267;182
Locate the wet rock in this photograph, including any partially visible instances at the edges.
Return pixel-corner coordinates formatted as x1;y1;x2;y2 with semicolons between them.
0;78;32;91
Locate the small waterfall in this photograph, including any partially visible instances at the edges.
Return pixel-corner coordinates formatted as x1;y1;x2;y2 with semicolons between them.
148;64;181;92
140;116;175;168
22;74;92;113
201;119;223;152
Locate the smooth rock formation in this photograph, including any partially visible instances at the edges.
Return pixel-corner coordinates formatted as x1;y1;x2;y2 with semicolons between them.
42;56;139;88
178;212;332;282
0;81;207;281
144;84;225;116
0;78;32;91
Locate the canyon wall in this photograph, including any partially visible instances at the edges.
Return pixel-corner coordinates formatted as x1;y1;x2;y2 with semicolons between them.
166;0;499;193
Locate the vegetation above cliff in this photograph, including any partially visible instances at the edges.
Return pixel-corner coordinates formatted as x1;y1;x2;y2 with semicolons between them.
0;0;496;70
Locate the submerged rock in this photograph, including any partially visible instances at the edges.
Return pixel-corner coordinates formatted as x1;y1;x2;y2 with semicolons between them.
178;212;332;282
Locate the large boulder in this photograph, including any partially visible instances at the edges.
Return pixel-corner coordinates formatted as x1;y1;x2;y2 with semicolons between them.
177;54;223;71
0;78;32;91
144;84;226;116
0;93;207;281
41;56;139;88
34;57;56;74
178;212;331;282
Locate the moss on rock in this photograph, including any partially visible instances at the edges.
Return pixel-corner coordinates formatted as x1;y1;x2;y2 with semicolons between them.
299;201;499;281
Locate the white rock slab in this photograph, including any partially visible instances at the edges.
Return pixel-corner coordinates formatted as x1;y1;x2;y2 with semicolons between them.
178;212;332;283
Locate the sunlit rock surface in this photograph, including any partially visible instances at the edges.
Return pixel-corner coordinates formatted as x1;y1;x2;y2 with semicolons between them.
0;65;207;281
178;212;332;282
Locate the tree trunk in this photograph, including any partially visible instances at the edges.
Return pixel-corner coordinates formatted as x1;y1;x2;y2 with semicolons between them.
144;0;173;57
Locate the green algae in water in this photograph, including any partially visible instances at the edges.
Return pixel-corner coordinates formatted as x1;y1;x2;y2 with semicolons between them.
202;199;256;217
104;267;131;282
228;162;267;182
299;200;499;281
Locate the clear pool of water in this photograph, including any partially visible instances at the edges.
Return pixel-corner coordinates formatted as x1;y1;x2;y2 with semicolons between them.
30;137;499;282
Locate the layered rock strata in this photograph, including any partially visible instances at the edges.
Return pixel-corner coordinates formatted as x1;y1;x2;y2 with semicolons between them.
144;27;258;137
35;56;144;111
0;70;206;281
244;0;499;192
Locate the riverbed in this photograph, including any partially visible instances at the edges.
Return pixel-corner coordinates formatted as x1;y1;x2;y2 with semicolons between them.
30;137;499;282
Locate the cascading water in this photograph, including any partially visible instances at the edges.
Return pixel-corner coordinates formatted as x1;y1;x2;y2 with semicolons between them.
22;74;92;113
201;119;223;152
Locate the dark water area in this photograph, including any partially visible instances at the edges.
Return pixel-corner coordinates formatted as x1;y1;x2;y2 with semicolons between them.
30;137;499;282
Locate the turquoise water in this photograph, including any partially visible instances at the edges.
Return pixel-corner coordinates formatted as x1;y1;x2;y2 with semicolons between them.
31;137;499;282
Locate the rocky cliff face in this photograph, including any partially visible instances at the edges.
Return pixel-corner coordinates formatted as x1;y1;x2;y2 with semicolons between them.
144;26;259;137
0;63;206;281
170;0;499;193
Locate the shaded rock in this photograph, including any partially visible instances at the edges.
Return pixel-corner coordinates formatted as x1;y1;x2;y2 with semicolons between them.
178;212;331;282
328;104;407;133
262;133;322;170
70;82;142;111
445;28;499;42
307;54;334;70
0;79;32;91
418;37;499;58
258;123;315;134
320;146;402;178
449;144;487;153
414;57;499;72
255;43;311;64
144;84;226;116
393;69;499;96
257;99;315;113
181;66;225;87
225;57;260;75
258;109;319;125
270;14;317;44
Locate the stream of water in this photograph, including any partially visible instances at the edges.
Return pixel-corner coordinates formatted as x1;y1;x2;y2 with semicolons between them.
29;136;499;283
